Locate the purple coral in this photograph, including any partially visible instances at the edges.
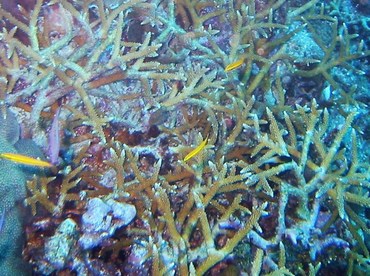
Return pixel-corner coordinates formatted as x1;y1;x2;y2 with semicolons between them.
44;218;78;271
78;198;136;250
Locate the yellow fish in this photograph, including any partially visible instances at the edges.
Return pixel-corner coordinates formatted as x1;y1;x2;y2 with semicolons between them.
0;152;53;167
225;58;244;72
184;135;209;162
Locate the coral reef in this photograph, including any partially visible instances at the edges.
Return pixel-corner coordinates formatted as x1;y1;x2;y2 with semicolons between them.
0;0;369;275
0;108;46;275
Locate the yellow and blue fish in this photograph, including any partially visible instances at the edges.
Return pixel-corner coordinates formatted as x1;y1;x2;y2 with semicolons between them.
184;135;209;162
0;152;53;167
225;58;244;72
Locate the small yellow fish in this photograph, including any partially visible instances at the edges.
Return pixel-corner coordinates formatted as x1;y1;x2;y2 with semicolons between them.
225;58;244;72
0;152;53;167
184;135;209;162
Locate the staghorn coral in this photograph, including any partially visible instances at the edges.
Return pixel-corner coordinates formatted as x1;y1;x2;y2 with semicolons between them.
0;0;180;145
239;100;369;273
0;0;368;275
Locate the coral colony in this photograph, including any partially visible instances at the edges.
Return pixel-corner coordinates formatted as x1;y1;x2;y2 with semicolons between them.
0;0;369;275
